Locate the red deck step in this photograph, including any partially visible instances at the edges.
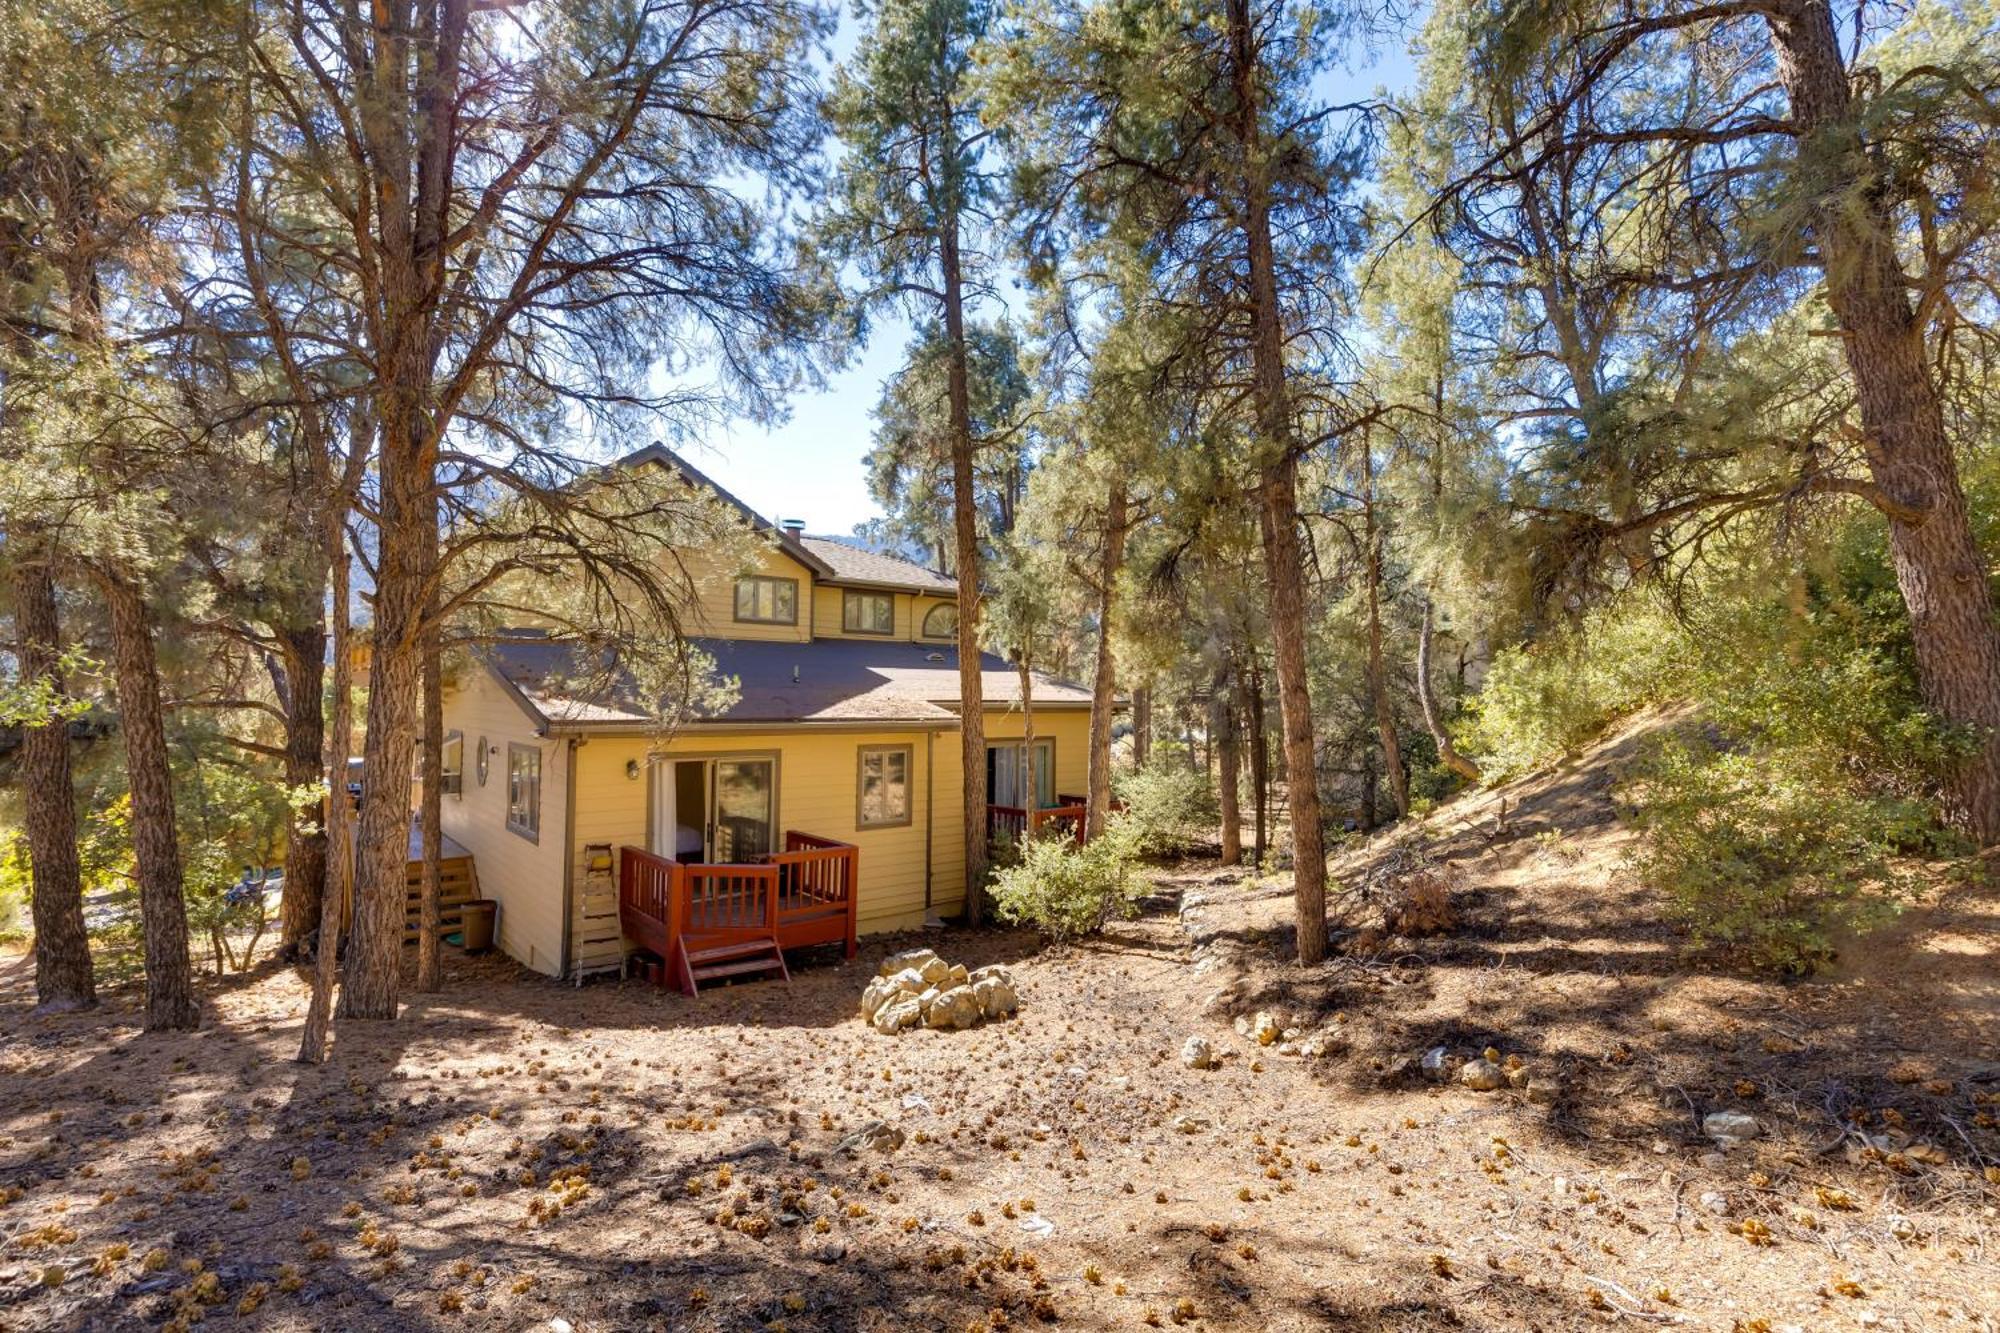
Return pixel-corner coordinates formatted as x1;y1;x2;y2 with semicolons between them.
680;936;789;993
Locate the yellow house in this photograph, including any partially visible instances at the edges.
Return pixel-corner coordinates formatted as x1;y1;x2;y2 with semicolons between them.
438;445;1095;991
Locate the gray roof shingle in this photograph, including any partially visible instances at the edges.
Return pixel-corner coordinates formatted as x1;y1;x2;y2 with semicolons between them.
797;536;957;594
484;634;1089;730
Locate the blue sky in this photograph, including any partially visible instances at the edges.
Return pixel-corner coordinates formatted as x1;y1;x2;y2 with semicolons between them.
687;14;1421;538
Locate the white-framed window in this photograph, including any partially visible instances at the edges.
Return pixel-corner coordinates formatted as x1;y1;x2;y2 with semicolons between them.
441;730;464;797
920;602;958;639
734;575;798;625
506;743;542;842
857;744;913;829
843;589;894;635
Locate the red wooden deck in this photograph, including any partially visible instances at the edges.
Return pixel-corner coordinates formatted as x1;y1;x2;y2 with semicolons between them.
986;795;1094;849
618;832;858;996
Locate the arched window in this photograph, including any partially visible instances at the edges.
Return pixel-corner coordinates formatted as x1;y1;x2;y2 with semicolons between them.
921;602;958;640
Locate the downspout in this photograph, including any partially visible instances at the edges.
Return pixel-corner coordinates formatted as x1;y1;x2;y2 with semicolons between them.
559;737;581;978
923;728;941;928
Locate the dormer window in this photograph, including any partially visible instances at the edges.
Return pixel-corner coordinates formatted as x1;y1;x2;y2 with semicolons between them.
920;602;958;640
734;575;798;625
843;590;894;635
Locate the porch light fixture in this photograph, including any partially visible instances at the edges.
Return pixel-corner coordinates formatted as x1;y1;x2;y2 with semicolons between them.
625;758;642;781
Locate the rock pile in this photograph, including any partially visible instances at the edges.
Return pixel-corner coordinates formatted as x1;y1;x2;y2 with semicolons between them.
859;948;1019;1034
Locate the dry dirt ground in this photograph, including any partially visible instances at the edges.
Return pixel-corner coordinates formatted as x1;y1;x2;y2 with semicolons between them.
3;714;1998;1333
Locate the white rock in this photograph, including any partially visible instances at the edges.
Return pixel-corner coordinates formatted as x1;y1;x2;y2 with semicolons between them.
1459;1058;1504;1091
973;974;1018;1019
878;948;939;979
925;985;982;1031
918;956;951;986
1249;1011;1281;1046
887;967;927;994
1171;1114;1211;1135
871;996;922;1034
858;977;897;1021
945;963;970;988
1180;1036;1217;1070
1421;1046;1450;1078
1702;1110;1763;1145
1698;1190;1730;1217
1526;1079;1559;1105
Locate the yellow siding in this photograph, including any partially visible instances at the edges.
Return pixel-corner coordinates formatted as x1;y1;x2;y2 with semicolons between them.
811;584;912;641
684;543;815;643
445;661;1097;974
438;668;570;976
931;707;1091;907
573;727;933;935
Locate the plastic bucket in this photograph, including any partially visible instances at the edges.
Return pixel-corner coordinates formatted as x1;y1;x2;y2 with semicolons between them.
459;899;498;953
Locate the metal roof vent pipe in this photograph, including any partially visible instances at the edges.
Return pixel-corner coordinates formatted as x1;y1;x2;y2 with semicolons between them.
779;518;805;536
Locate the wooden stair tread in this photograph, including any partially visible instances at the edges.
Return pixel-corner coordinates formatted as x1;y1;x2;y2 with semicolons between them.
684;937;786;963
689;956;789;982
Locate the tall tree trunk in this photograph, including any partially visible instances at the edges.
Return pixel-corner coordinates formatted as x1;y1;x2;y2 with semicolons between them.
1018;657;1037;824
1361;435;1409;818
1768;0;2000;842
1243;659;1268;869
341;0;468;1017
1417;594;1480;782
942;215;989;917
13;552;95;1012
299;541;354;1063
342;399;428;1020
1229;0;1328;961
1086;475;1127;839
98;568;198;1031
277;618;328;959
416;605;443;993
1132;684;1152;767
1360;747;1378;832
1213;665;1241;866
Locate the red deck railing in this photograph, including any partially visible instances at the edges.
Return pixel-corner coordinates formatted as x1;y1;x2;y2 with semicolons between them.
987;800;1091;849
617;832;858;995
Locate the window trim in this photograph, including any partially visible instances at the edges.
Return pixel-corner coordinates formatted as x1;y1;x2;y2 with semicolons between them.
733;574;799;626
919;601;959;640
988;737;1056;809
505;742;542;843
842;589;896;636
855;743;915;830
441;730;464;799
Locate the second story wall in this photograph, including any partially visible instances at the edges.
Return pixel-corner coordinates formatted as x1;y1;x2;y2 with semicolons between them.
685;543;815;643
808;587;967;643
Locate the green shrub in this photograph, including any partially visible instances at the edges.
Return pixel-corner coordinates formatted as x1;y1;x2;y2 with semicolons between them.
0;834;30;945
1114;759;1218;857
989;819;1146;941
1458;599;1683;780
1623;739;1942;974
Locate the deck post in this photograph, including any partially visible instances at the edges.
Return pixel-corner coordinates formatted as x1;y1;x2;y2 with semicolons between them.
666;859;686;991
844;846;859;958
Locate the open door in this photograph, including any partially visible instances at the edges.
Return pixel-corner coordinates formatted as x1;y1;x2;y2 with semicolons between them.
655;757;775;862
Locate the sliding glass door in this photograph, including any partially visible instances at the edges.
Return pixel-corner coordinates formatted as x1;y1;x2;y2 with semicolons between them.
655;756;776;862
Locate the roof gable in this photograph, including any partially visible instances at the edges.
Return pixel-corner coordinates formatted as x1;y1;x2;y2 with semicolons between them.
616;443;836;578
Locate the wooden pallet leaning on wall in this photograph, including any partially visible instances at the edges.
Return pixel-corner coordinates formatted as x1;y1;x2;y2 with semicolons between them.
403;854;479;944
